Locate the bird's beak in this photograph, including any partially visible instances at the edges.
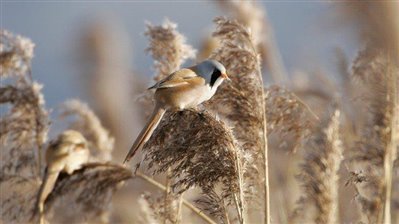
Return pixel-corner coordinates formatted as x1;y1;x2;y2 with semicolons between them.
222;73;230;81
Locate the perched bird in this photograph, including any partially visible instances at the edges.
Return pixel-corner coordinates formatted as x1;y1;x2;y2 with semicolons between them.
35;130;90;224
123;59;229;163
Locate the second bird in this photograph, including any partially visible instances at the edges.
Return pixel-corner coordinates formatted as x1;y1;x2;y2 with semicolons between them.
123;59;229;163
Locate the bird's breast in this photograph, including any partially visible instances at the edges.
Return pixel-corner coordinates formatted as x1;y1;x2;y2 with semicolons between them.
63;150;90;174
155;84;215;110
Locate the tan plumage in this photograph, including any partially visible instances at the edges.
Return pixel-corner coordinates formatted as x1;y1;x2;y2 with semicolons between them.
123;60;228;163
35;130;89;224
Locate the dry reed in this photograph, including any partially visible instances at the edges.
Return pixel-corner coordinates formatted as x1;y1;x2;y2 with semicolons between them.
0;30;49;177
1;30;133;224
0;30;48;223
0;30;35;78
137;19;200;224
0;81;49;177
348;44;398;223
215;0;287;84
292;110;343;224
80;20;140;160
2;2;399;224
44;163;132;223
140;110;238;194
60;99;115;162
139;189;183;224
138;192;161;224
137;109;241;223
265;85;314;152
208;17;269;223
0;175;40;223
138;19;197;120
134;171;218;224
144;19;196;81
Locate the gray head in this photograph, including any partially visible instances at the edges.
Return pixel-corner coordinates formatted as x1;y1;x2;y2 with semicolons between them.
192;60;228;88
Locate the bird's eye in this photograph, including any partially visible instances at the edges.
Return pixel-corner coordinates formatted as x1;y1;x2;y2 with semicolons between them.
74;142;87;151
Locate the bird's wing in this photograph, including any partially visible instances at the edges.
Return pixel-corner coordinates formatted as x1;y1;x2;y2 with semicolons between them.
148;69;197;89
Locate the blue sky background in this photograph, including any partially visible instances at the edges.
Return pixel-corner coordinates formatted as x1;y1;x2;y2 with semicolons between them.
1;1;358;108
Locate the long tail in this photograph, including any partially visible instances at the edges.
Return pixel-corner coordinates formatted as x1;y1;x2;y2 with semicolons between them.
33;168;60;224
123;107;166;164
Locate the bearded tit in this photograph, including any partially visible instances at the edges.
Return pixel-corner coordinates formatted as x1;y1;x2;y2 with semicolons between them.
36;130;89;223
123;60;229;163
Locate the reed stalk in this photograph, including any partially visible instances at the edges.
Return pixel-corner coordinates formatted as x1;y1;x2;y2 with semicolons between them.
135;171;218;224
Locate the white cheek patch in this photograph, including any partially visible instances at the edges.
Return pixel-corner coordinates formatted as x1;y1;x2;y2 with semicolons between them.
212;78;224;90
205;78;223;101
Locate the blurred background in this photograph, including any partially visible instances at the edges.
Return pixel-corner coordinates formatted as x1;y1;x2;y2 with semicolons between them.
2;1;358;108
5;2;389;223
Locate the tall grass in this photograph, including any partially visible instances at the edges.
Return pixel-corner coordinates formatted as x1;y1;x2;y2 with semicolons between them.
1;1;398;224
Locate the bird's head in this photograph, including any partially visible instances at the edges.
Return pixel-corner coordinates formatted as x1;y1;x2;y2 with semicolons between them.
193;59;229;89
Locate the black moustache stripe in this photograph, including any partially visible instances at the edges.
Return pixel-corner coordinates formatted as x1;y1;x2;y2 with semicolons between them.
210;69;221;87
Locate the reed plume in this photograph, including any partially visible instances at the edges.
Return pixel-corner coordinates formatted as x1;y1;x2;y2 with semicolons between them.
205;17;271;224
142;19;195;223
138;19;227;224
0;175;40;223
138;190;182;224
209;17;262;199
138;19;197;119
37;100;129;223
3;4;399;224
333;4;399;221
136;19;250;223
137;109;240;223
265;85;314;152
144;19;196;80
215;0;287;83
44;163;132;223
0;81;49;176
60;99;115;162
0;30;48;223
292;110;343;224
195;187;232;224
0;30;49;177
138;192;161;224
0;30;133;224
80;20;140;160
141;110;237;194
348;44;399;224
339;1;397;52
0;30;35;77
197;35;219;61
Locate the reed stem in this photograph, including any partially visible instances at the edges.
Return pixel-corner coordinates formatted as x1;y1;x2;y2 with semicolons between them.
135;171;217;224
382;53;398;224
259;61;270;224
